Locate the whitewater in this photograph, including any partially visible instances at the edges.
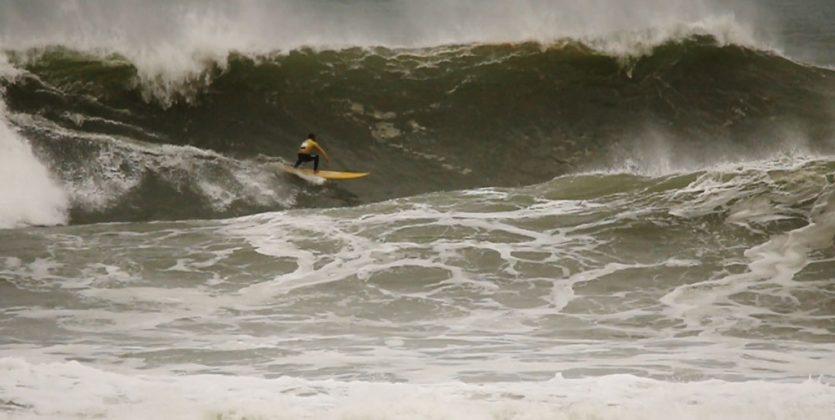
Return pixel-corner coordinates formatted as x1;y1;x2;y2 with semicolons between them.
1;1;835;419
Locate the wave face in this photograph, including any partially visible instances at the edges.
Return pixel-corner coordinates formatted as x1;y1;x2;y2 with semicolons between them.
2;35;835;223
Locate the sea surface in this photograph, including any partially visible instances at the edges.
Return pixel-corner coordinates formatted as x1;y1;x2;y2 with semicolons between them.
1;1;834;419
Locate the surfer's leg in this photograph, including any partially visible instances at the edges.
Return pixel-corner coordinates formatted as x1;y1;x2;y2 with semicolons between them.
313;155;320;172
295;154;311;168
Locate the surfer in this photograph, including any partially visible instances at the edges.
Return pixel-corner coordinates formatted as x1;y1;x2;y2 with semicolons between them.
294;133;330;172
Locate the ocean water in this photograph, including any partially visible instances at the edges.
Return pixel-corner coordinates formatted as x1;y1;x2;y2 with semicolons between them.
1;1;834;419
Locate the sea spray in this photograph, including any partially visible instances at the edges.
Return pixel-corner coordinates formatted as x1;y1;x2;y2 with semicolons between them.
0;93;68;228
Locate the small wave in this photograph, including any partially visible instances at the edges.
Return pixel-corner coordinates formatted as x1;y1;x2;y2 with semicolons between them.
7;111;305;223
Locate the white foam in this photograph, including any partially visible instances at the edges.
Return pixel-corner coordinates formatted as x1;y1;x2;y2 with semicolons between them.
0;52;23;80
3;158;833;391
661;167;835;335
0;100;68;229
0;357;833;420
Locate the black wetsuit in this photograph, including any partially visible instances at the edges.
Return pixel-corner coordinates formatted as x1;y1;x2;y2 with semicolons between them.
294;153;320;171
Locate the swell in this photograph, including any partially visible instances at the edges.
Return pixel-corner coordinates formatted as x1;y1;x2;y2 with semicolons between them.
2;35;835;224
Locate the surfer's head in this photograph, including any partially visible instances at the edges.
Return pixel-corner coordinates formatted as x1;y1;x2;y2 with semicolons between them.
308;133;316;139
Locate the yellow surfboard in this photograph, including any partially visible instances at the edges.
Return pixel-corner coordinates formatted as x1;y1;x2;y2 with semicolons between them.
280;165;369;180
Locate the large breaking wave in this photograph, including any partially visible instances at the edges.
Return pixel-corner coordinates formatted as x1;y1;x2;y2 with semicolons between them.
0;1;834;225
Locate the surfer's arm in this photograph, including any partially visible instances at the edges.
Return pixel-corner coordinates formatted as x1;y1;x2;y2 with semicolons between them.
314;143;330;161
